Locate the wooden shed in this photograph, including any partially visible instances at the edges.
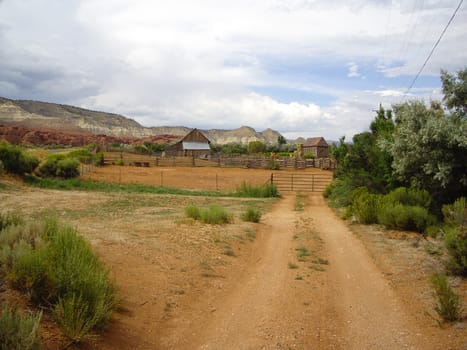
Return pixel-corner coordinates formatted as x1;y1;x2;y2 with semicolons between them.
164;128;211;157
302;137;329;158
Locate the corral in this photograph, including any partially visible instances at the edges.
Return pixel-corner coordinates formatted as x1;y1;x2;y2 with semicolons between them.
82;165;333;192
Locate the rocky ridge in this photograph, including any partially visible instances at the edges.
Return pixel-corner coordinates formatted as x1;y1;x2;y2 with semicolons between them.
0;97;282;145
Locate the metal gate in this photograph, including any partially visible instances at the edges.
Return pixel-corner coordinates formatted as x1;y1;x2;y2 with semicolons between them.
271;173;333;192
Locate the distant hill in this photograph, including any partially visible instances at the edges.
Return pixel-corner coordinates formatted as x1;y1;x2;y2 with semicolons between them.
0;97;283;145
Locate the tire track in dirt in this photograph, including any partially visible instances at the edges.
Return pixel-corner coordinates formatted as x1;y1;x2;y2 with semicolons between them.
169;195;328;349
308;194;430;350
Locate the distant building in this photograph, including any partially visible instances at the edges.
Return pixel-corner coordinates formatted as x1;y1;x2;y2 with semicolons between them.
164;128;211;157
302;137;329;158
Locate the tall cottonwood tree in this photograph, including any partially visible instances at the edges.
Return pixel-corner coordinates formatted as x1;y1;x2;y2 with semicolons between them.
390;85;467;207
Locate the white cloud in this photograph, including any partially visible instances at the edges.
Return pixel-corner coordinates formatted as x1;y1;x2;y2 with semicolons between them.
0;0;465;141
347;63;361;78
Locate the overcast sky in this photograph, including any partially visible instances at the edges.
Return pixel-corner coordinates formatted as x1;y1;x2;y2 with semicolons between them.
0;0;466;140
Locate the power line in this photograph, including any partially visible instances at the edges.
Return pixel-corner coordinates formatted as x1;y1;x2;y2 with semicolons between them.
405;0;464;95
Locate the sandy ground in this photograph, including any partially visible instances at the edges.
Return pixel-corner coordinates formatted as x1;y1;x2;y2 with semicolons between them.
82;165;330;191
0;168;466;349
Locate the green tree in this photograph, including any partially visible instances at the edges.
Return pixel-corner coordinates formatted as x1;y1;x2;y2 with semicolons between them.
389;100;467;207
333;106;396;193
248;140;265;154
441;67;467;114
277;135;287;146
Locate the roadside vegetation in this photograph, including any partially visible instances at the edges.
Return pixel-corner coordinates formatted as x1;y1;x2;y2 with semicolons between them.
0;214;117;346
324;68;466;322
0;143;103;179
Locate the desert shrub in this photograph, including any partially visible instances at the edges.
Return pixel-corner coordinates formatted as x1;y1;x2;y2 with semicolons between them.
199;205;231;225
38;154;80;179
10;245;58;304
2;218;117;343
0;304;42;350
431;273;463;322
67;146;103;166
56;158;80;178
0;212;23;231
383;187;432;209
442;197;467;228
241;207;262;223
443;197;467;276
323;177;355;207
0;142;39;175
350;187;381;224
185;204;200;220
235;182;279;198
377;203;434;233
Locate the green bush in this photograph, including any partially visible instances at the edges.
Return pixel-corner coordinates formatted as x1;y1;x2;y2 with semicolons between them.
323;178;355;207
10;245;57;304
200;205;231;225
56;158;80;178
185;205;231;224
377;203;434;233
241;207;262;223
444;227;467;276
1;218;117;344
431;273;463;322
303;153;315;159
67;147;103;166
235;182;279;198
443;197;467;228
383;187;432;209
185;204;200;220
442;198;466;276
0;304;42;350
0;142;39;175
38;154;80;179
350;187;381;224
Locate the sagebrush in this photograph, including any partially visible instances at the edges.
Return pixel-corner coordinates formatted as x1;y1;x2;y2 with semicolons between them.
0;304;42;350
0;217;117;344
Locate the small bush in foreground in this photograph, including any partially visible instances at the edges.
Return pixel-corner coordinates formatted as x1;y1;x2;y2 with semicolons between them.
431;273;463;322
1;218;117;344
241;207;262;223
0;304;42;350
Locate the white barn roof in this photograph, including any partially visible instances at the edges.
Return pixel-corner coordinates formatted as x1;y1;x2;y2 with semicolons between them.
182;141;210;150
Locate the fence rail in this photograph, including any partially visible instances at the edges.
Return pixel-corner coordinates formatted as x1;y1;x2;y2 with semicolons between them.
271;173;332;192
103;152;336;170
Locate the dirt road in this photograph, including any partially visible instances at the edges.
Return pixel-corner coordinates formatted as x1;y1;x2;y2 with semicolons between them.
159;194;436;350
2;177;464;349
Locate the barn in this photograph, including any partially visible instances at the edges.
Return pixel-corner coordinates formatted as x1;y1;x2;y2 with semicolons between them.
302;137;329;158
164;128;211;157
